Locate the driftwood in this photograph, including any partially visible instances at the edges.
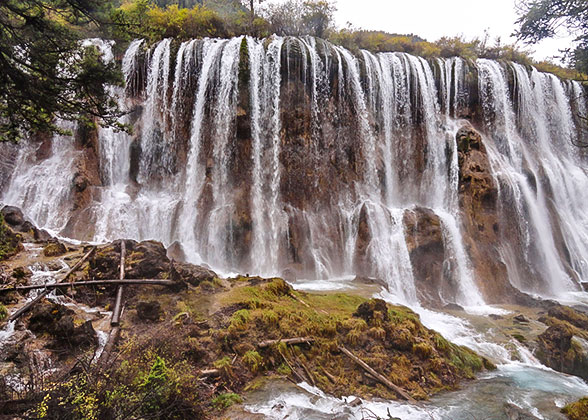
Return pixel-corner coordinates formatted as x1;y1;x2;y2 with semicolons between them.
258;337;315;349
198;369;220;377
7;246;96;322
111;242;126;327
0;279;174;293
338;345;416;403
296;355;316;387
288;292;310;308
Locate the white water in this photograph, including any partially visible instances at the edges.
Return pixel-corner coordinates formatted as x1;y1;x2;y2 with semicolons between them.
2;36;587;307
1;36;588;420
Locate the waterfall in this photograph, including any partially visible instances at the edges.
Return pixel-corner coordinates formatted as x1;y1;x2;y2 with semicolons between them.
477;59;587;296
139;38;172;182
3;36;588;306
249;36;286;275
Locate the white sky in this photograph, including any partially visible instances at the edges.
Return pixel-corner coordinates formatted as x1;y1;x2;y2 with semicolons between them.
332;0;574;62
257;0;576;63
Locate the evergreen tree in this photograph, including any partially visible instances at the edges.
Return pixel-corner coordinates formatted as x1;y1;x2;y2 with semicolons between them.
515;0;588;73
0;0;123;142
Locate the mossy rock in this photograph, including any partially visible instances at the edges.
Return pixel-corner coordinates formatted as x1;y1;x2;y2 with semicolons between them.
43;240;67;257
562;397;588;420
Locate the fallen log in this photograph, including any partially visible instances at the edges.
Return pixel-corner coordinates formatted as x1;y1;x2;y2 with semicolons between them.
62;247;96;282
338;345;416;403
258;337;315;348
8;247;96;322
0;279;175;293
98;326;120;367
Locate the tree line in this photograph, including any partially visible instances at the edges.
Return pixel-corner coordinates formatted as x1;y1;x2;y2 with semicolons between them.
0;0;586;143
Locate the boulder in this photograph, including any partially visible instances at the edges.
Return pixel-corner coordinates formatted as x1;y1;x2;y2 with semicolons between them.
536;324;588;380
547;306;588;330
1;206;25;227
171;261;217;287
353;298;389;324
27;301;97;349
88;239;217;289
167;241;186;262
43;239;67;257
136;300;162;322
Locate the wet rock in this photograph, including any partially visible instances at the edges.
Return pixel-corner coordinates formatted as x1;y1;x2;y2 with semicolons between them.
504;402;541;419
11;266;31;282
443;303;465;311
513;314;529;323
352;275;388;289
353;203;372;276
43;239;67;257
1;206;25;227
0;211;22;260
0;330;32;364
403;206;452;306
136;300;162;322
536;324;588;380
547;306;588;330
456;124;513;303
89;239;216;290
281;267;296;282
167;241;186;262
171;261;217;287
34;228;52;242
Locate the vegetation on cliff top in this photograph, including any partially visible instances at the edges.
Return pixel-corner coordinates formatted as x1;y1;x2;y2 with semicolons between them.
2;0;585;142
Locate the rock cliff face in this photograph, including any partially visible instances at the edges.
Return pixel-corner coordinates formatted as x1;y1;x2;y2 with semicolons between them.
1;37;587;308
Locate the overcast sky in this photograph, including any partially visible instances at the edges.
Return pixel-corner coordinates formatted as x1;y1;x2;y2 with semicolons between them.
328;0;574;62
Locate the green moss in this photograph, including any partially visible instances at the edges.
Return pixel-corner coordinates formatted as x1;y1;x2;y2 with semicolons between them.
512;333;527;343
277;363;291;376
242;350;263;373
229;309;250;331
562;397;588;420
212;392;242;410
0;304;7;322
413;343;434;360
0;213;18;261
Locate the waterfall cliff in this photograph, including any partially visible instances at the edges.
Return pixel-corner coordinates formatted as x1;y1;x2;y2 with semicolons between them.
2;36;587;308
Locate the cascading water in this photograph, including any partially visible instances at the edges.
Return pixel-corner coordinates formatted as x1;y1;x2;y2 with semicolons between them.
478;58;588;297
2;36;587;308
